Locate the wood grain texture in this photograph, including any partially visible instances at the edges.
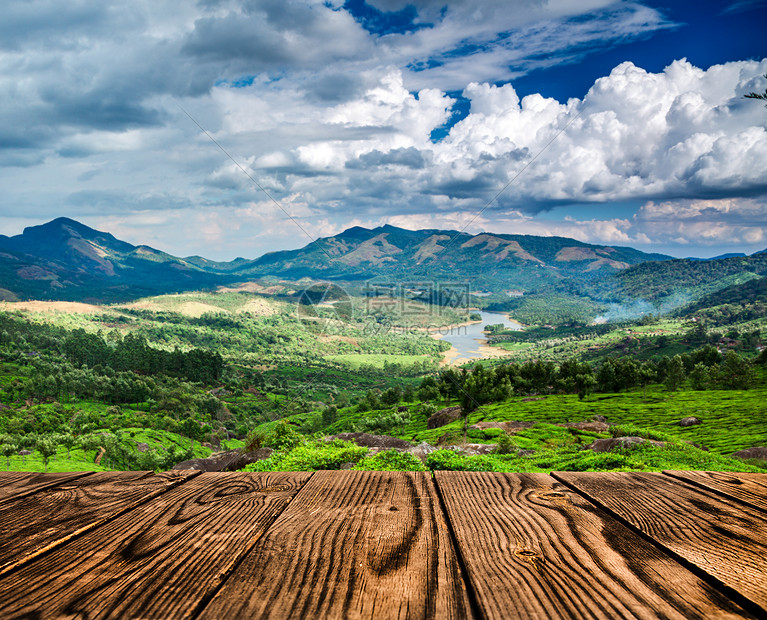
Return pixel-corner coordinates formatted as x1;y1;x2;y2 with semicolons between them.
198;470;473;620
435;471;752;620
0;471;311;619
0;471;93;504
0;470;196;576
554;471;767;615
663;471;767;514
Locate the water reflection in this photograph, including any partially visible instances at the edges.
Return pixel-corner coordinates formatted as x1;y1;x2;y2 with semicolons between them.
436;311;522;364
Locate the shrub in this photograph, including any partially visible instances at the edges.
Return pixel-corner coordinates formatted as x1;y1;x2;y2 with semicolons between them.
244;439;366;472
609;424;672;442
268;420;304;451
495;432;516;455
426;449;493;472
243;429;268;452
353;450;426;471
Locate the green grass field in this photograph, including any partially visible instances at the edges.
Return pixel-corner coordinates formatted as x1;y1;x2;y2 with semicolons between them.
325;353;431;368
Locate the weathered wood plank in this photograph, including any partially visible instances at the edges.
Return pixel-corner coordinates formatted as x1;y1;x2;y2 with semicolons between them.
0;471;93;504
435;471;752;619
198;470;473;620
554;471;767;616
0;470;197;576
663;471;767;514
0;471;311;619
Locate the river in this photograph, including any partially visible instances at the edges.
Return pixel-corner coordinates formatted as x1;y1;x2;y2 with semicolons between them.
434;311;523;364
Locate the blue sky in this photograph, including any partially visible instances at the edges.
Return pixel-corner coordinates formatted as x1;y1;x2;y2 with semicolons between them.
0;0;765;260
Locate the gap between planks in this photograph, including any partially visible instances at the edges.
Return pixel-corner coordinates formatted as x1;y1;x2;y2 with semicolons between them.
0;469;200;577
661;470;767;515
552;471;767;619
435;471;754;620
0;471;314;619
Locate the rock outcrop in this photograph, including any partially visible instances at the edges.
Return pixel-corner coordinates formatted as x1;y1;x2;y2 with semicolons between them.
586;436;665;452
327;432;413;450
427;406;462;429
679;417;702;427
730;447;767;462
173;447;274;472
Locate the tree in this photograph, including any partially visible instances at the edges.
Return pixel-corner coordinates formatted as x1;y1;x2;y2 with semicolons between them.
1;442;17;470
689;363;710;391
575;374;596;401
181;417;204;452
402;384;415;402
79;433;102;462
380;386;402;407
36;436;58;473
745;74;767;106
322;404;338;428
665;355;686;392
639;361;656;400
59;432;77;460
719;351;756;390
597;360;617;392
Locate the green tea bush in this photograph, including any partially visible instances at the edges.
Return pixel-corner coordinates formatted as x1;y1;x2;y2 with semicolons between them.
609;424;673;442
353;450;426;471
495;432;516;454
244;439;366;472
426;449;501;472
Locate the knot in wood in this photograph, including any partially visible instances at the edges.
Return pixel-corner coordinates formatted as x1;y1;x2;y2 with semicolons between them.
516;549;538;558
542;491;566;499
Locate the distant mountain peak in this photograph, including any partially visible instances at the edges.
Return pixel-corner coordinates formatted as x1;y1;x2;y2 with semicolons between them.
12;217;135;257
25;216;105;237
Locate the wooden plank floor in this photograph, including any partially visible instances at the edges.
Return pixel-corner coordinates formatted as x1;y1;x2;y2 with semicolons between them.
0;470;765;619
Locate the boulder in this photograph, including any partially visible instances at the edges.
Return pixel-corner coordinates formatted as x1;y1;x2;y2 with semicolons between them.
679;417;702;427
730;447;767;462
586;436;665;453
327;433;412;450
408;442;437;463
136;442;150;453
173;447;274;472
592;415;608;423
202;436;221;451
427;406;462;429
456;443;497;456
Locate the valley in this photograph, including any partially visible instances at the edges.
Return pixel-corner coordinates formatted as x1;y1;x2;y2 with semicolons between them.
0;218;765;475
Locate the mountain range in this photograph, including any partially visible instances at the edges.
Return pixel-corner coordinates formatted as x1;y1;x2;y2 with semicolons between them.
0;217;764;309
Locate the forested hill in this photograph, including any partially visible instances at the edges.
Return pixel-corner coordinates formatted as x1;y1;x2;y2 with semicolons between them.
235;224;671;288
0;218;673;303
5;218;765;308
0;218;230;302
675;275;767;325
613;253;767;304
